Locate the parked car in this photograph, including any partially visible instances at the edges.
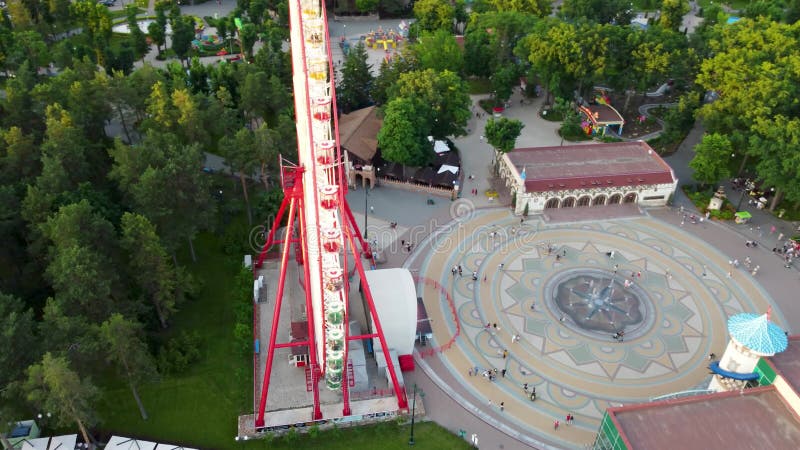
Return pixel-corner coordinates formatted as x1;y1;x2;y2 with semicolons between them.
98;0;115;6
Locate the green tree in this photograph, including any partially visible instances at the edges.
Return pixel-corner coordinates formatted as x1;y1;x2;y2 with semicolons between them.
749;116;800;210
336;42;374;112
120;213;179;329
560;0;632;24
253;122;281;189
240;23;258;59
24;353;98;445
171;16;195;67
696;18;800;193
40;200;120;321
377;97;432;168
413;0;456;32
240;70;272;126
484;117;524;154
126;5;149;61
371;50;417;105
107;70;137;143
0;126;40;184
7;31;49;70
0;293;38;394
148;18;166;56
221;127;258;224
689;133;733;188
464;11;538;77
356;0;380;12
388;68;471;138
172;88;209;145
413;29;464;74
518;20;607;100
100;314;158;420
36;105;93;194
487;0;551;16
659;0;689;31
70;0;112;65
112;137;216;261
248;0;268;24
492;64;518;104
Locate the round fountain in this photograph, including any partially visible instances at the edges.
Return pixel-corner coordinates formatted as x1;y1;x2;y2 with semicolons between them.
544;268;655;339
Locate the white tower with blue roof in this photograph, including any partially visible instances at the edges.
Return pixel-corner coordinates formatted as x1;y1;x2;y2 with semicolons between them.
709;310;788;392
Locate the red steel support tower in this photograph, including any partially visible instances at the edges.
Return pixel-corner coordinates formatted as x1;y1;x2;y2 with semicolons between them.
252;0;408;429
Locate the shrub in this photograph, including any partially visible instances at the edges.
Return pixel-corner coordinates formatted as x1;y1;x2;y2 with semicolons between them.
559;111;589;141
157;331;203;374
283;428;299;443
599;135;622;143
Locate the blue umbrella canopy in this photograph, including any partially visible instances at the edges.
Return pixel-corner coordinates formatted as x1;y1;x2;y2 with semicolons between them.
728;312;788;355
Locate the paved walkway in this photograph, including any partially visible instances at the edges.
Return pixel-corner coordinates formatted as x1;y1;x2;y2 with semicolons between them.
395;206;789;449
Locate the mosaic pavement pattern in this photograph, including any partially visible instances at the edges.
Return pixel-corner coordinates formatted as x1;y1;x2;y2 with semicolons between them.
409;209;786;448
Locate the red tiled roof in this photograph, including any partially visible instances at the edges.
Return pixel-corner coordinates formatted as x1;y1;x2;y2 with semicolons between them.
610;386;800;450
505;141;675;193
769;335;800;394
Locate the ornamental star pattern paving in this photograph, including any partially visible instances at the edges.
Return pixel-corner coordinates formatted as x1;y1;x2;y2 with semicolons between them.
410;209;787;449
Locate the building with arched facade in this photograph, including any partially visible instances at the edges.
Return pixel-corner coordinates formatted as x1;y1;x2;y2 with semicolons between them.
499;141;677;215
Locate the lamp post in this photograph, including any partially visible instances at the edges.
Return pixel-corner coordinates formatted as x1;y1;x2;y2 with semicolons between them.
736;180;754;211
408;384;424;446
364;187;369;239
36;412;51;431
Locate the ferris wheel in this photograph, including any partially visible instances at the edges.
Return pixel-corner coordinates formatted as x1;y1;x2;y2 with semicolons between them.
252;0;408;429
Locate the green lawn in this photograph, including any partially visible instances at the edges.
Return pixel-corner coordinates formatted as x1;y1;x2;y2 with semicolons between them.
96;233;248;448
238;421;471;450
94;221;467;449
467;77;492;95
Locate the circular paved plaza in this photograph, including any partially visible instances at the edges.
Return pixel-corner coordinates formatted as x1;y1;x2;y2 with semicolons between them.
406;208;788;449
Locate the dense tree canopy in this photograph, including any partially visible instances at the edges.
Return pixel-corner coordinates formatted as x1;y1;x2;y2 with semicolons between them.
560;0;632;24
388;69;471;139
413;0;456;33
336;42;374;112
464;11;538;77
696;18;800;207
377;97;432;167
485;118;525;154
413;29;464;74
689;133;733;186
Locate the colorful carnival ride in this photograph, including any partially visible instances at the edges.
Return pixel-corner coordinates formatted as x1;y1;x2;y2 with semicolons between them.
252;0;408;430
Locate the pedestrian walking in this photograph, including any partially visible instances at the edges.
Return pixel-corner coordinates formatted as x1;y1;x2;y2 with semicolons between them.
502;349;508;359
483;274;487;282
500;402;505;412
498;263;505;271
468;367;473;376
523;383;528;392
501;369;507;377
554;420;559;430
488;399;493;407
